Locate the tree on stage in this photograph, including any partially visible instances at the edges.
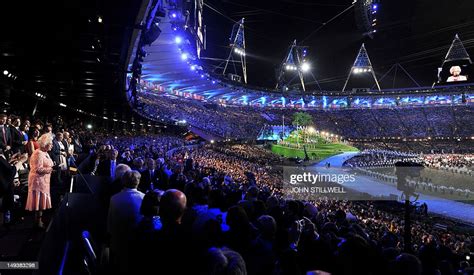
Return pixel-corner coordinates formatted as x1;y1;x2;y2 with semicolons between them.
292;112;313;127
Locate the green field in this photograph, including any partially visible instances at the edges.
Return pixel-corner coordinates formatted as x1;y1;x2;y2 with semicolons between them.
271;143;359;160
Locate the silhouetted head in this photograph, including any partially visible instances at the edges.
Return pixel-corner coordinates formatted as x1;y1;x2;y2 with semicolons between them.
160;189;187;225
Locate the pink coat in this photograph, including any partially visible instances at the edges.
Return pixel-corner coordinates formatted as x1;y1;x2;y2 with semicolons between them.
26;149;54;211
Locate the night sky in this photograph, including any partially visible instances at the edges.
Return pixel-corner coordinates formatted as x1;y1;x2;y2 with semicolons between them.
202;0;474;90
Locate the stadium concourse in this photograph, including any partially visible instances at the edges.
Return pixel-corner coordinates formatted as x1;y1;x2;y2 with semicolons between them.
2;0;474;274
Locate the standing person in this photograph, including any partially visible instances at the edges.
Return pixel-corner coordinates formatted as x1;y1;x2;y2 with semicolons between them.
10;116;27;154
27;128;40;157
26;134;54;228
0;114;12;155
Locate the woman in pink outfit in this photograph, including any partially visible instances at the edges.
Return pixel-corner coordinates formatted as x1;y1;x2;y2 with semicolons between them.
26;134;54;228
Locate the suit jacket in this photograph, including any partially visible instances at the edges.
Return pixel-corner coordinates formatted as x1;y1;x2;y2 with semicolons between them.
73;137;83;154
96;159;111;177
10;127;25;154
138;169;160;193
0;155;16;195
49;139;62;165
62;140;71;157
0;125;11;151
96;159;118;178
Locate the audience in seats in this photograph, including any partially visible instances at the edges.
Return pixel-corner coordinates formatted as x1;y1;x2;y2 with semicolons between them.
107;170;144;273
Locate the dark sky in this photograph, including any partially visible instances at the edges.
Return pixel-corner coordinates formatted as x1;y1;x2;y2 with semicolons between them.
201;0;474;90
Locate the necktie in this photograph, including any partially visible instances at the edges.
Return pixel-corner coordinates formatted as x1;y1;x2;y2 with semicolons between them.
150;170;154;190
111;161;116;177
1;127;6;145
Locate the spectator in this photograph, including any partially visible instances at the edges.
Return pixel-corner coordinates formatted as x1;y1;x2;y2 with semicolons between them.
107;170;144;273
207;247;247;275
25;134;55;228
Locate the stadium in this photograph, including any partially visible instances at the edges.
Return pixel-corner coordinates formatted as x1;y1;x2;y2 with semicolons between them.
1;0;474;274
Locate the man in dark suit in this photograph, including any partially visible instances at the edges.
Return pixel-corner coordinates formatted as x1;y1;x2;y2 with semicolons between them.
49;132;62;166
0;114;12;155
96;149;118;178
138;158;160;193
62;131;71;159
49;132;66;186
9;116;26;154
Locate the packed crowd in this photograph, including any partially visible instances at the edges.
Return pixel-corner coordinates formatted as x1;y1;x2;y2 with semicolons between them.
343;149;420;168
170;145;283;194
137;92;474;146
208;144;284;166
101;142;474;275
2;110;474;275
137;93;265;139
422;154;474;175
352;140;474;154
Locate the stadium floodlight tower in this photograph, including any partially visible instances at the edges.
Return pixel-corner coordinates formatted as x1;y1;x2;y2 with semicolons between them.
222;18;247;84
276;39;311;92
434;34;472;87
443;34;472;64
342;43;381;92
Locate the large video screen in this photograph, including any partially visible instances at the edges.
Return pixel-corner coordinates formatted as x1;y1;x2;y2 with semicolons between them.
437;60;473;84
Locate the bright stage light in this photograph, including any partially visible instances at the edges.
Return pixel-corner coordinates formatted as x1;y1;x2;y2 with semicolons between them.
373;4;377;9
171;13;177;18
181;53;188;60
86;124;93;129
175;36;182;44
301;62;310;72
190;65;196;71
3;70;8;75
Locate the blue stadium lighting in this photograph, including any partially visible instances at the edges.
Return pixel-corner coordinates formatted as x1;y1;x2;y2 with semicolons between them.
175;36;182;44
181;53;188;60
171;13;177;18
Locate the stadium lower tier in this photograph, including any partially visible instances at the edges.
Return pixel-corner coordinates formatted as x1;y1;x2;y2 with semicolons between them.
135;92;474;144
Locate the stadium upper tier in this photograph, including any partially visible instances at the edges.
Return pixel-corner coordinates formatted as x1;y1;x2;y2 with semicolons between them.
135;91;474;141
137;80;474;109
128;1;474;142
132;2;474;110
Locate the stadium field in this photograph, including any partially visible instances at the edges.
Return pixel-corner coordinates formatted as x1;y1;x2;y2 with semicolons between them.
271;143;359;160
